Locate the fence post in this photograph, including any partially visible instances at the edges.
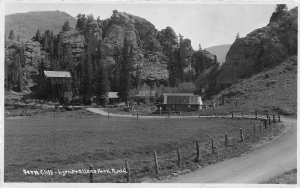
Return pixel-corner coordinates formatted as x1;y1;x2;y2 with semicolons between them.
273;114;275;123
154;150;159;175
266;113;269;119
253;123;256;135
195;140;200;162
225;133;228;147
268;117;271;126
125;160;131;183
255;111;257;120
89;165;94;183
177;148;181;167
278;113;281;122
137;111;139;119
211;139;214;154
231;112;233;119
240;128;244;142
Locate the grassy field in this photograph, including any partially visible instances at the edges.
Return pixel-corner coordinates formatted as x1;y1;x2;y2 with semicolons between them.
4;114;284;182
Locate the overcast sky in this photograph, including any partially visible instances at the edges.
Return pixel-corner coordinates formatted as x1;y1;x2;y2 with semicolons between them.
5;2;298;49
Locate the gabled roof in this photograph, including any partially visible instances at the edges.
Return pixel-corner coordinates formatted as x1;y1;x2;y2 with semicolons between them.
44;71;71;78
108;92;119;99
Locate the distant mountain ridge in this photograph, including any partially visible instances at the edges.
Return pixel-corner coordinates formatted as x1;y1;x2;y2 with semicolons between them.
5;11;77;40
205;44;231;64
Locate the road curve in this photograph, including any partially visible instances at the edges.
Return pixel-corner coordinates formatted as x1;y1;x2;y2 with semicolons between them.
158;117;296;183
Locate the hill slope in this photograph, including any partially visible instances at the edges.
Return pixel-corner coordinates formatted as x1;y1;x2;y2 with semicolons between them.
205;44;231;64
5;11;77;40
196;7;297;99
216;7;297;88
211;55;297;115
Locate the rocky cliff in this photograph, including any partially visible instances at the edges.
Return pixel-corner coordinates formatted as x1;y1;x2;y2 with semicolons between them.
59;11;216;84
5;10;218;98
216;7;297;87
195;7;297;98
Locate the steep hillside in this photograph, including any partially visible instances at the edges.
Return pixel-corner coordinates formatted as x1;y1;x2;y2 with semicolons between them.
205;44;231;64
5;11;76;40
211;55;297;115
217;7;297;87
196;7;297;98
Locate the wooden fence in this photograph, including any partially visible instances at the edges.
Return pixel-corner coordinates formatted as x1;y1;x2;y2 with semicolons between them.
86;111;281;183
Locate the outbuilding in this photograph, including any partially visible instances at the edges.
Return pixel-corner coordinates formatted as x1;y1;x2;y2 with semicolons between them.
158;93;202;112
40;71;72;104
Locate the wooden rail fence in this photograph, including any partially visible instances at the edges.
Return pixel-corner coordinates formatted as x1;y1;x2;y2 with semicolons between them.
75;110;281;183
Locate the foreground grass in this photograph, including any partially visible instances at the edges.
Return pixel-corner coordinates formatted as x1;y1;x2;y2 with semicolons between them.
5;116;284;182
264;169;297;184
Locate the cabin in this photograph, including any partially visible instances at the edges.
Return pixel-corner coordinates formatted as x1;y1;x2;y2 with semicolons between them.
41;71;72;104
157;93;202;112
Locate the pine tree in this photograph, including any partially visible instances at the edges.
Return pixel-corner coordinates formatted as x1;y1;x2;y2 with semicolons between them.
236;32;240;39
98;62;110;105
16;54;23;91
50;31;54;54
82;50;92;103
119;40;132;102
62;20;72;32
33;29;41;42
8;30;15;41
38;58;45;76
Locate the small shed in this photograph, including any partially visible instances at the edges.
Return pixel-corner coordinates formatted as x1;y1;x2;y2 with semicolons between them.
42;71;72;104
158;93;202;112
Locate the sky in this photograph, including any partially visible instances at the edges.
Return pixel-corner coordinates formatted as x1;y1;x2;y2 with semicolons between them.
4;1;298;49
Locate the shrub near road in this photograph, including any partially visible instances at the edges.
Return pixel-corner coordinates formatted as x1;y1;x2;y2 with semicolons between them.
5;116;284;182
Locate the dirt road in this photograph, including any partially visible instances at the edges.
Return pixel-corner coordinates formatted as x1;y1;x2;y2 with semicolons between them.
158;117;297;183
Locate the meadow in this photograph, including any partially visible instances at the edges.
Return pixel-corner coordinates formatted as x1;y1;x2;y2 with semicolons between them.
4;115;283;182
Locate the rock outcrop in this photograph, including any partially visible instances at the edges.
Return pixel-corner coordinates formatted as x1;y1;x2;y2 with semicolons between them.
216;7;297;87
94;11;168;82
24;40;43;67
195;7;297;98
5;10;220;95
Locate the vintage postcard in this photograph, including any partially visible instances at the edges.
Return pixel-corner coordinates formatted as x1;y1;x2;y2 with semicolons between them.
1;0;298;187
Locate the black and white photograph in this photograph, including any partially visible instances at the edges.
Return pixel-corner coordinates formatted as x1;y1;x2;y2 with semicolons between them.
1;0;298;185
